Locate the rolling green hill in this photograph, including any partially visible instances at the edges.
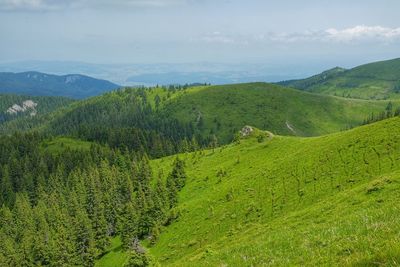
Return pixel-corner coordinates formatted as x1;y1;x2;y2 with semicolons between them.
22;83;398;146
161;82;398;142
143;117;400;266
279;58;400;100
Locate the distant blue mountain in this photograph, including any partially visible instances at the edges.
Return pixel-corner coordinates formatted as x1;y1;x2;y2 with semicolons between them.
0;71;120;98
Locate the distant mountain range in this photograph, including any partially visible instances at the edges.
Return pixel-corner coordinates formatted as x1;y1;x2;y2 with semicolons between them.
0;60;317;86
0;71;120;98
1;58;400;100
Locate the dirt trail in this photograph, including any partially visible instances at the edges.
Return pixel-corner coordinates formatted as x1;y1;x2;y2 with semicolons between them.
285;121;296;134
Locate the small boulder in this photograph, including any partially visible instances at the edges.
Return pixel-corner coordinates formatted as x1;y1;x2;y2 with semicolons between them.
240;126;254;137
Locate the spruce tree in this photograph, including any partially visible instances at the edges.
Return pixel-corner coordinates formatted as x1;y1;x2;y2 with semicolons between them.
32;200;53;266
13;194;36;266
121;202;139;250
74;209;96;266
0;165;15;207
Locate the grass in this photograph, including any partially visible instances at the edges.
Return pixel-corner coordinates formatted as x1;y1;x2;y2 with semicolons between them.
40;136;93;154
143;117;400;266
162;82;398;142
96;237;129;267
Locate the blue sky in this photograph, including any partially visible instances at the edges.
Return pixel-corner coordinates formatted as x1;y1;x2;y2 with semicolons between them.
0;0;399;68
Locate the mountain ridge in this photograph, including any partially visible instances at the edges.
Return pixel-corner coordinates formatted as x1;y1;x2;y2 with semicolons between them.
0;71;120;99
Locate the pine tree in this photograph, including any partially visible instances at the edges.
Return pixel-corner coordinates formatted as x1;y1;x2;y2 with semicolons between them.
210;134;218;150
166;176;178;208
0;205;18;266
152;174;168;223
386;102;393;118
74;209;96;266
121;202;139;250
136;184;152;237
138;155;152;195
13;194;36;266
48;195;77;266
190;136;200;151
100;161;118;236
0;165;15;207
124;250;149;267
166;157;187;208
154;94;161;109
170;157;187;190
32;200;53;266
85;170;110;254
180;138;190;153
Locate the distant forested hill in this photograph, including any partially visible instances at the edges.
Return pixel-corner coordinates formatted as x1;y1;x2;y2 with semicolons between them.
279;58;400;100
0;71;120;99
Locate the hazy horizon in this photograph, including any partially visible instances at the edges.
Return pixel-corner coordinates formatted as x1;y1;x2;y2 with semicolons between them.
1;0;399;66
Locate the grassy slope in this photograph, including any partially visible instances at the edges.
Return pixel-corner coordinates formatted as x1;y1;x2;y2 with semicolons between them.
280;58;400;100
162;82;397;142
96;237;129;267
40;136;93;154
147;117;400;266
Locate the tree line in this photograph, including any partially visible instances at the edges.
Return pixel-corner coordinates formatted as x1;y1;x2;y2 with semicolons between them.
362;102;400;125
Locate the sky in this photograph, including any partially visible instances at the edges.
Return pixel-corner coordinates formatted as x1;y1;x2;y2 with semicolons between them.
0;0;400;70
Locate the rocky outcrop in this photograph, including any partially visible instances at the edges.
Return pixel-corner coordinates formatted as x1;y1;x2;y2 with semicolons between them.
6;100;38;116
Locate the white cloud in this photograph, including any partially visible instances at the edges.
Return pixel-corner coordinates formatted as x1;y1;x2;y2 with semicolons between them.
271;25;400;43
195;26;400;45
198;31;236;44
325;25;400;42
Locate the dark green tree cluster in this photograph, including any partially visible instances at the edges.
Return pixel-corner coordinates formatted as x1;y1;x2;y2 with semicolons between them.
363;102;400;125
0;132;186;266
393;82;400;93
45;88;205;158
166;158;187;209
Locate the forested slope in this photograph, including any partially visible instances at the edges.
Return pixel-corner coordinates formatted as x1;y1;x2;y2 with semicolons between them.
0;134;184;266
0;94;75;134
